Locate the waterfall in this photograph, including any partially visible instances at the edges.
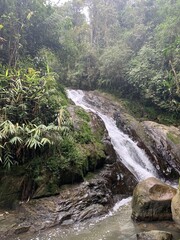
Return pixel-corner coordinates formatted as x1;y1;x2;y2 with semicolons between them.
67;89;158;181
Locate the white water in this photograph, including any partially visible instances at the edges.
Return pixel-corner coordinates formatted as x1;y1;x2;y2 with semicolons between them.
67;89;158;181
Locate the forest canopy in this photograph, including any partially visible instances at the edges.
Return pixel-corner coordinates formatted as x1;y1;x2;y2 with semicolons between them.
0;0;179;116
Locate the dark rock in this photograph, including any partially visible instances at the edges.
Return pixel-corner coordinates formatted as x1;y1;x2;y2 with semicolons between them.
132;177;176;221
103;138;117;164
16;176;113;232
77;204;106;221
137;230;173;240
99;162;137;195
114;115;180;180
14;225;30;235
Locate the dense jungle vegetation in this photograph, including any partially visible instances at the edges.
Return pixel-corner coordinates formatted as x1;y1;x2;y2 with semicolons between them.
0;0;179;182
0;0;179;112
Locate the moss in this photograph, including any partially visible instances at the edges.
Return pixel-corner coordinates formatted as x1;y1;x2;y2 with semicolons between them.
0;172;25;209
84;172;96;181
74;121;93;144
123;99;180;126
75;108;90;122
167;132;180;144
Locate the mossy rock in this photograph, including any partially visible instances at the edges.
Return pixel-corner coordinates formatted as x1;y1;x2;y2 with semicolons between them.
0;175;23;209
167;131;180;144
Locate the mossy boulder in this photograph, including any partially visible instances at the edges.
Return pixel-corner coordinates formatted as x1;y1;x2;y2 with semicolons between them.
67;105;112;172
0;166;35;209
0;175;23;209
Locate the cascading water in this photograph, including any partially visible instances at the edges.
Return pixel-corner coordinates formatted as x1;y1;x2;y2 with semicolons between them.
67;89;158;181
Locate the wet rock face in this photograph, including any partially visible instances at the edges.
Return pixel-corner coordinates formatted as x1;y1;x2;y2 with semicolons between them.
171;189;180;230
137;230;173;240
101;162;137;195
114;115;180;180
83;91;180;181
0;162;137;239
19;164;137;232
142;121;180;179
0;177;113;238
132;177;176;221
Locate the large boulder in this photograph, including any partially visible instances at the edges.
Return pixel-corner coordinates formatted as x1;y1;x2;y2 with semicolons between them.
132;177;176;221
171;188;180;229
137;230;173;240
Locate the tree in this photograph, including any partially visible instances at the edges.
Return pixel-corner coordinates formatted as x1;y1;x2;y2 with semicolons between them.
0;0;54;66
85;0;119;48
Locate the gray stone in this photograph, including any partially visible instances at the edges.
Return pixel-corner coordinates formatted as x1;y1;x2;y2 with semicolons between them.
132;177;176;221
137;230;173;240
171;188;180;229
143;121;180;179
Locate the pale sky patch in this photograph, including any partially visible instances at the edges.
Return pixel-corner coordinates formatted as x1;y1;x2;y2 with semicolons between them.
49;0;90;22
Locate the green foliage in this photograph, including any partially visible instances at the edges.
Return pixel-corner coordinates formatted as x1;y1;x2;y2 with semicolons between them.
43;105;106;182
0;0;54;66
36;48;62;76
0;68;66;125
0;66;70;169
122;97;180;126
0;119;66;168
54;136;88;175
75;108;90;122
74;121;93;144
99;43;132;91
0;0;179;119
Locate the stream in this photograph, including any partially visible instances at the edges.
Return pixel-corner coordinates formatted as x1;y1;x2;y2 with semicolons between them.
15;89;179;240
